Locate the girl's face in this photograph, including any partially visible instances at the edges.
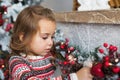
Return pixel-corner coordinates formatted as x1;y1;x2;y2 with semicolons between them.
29;19;56;56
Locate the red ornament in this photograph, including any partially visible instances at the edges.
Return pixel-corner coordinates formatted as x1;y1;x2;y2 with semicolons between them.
103;43;108;48
104;61;111;67
5;23;14;32
112;66;120;74
103;56;110;61
2;6;7;12
99;48;104;54
113;46;118;51
109;45;114;51
60;44;65;49
68;47;74;52
63;61;68;65
91;63;105;78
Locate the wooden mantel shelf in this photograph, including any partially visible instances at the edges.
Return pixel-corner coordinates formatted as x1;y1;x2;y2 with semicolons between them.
54;9;120;24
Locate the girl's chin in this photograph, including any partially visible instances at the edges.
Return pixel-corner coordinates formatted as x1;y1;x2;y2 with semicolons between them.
39;52;49;56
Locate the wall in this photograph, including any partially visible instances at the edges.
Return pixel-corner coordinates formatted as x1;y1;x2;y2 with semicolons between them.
54;10;120;53
57;23;120;53
41;0;73;12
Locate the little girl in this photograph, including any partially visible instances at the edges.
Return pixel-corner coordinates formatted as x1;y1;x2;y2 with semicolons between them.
9;5;93;80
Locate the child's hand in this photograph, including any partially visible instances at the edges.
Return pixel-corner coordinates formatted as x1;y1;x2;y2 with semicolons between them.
76;67;93;80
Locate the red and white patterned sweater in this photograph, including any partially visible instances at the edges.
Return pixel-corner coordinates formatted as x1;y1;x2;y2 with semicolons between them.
9;54;78;80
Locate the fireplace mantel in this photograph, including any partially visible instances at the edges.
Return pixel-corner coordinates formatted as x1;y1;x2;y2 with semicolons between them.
54;9;120;24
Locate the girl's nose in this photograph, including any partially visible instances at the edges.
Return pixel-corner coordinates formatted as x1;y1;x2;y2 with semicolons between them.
48;38;53;46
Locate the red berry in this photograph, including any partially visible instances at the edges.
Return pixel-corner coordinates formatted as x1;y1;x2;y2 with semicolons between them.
63;61;68;65
113;46;118;51
99;48;104;54
103;56;110;61
91;63;104;78
109;45;114;51
112;66;120;74
60;44;65;49
69;47;74;51
2;6;7;12
104;61;110;67
103;43;108;48
65;38;69;43
5;23;13;32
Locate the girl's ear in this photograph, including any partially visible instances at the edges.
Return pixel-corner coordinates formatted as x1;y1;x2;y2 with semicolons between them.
19;33;24;41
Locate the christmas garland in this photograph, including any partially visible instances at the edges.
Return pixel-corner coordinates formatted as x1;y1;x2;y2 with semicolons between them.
53;38;83;75
53;29;120;80
53;29;88;75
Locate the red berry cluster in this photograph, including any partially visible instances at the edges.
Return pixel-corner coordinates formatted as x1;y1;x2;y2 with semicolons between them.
53;38;83;75
0;6;7;26
5;23;14;32
0;5;14;33
91;43;120;79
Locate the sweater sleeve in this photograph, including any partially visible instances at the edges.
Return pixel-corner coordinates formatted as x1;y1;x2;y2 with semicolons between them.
9;56;35;80
69;73;78;80
60;73;78;80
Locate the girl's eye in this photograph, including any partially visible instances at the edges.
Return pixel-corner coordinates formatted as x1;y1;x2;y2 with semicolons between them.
42;37;48;40
51;36;55;39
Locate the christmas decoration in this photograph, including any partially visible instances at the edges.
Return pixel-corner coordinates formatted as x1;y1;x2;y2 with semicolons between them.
53;30;120;80
52;29;84;76
90;43;120;80
53;38;83;74
0;46;9;80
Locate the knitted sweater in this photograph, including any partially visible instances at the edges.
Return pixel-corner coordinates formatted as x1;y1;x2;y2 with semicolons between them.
9;54;78;80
